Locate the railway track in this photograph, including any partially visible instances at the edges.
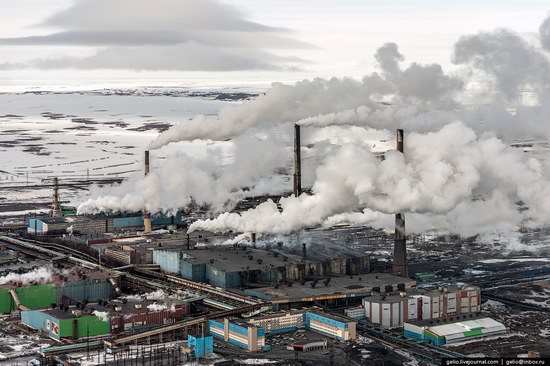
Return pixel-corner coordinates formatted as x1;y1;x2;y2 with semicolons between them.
359;324;467;364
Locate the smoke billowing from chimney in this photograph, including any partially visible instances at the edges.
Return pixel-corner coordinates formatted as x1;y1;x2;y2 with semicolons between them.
294;124;302;197
143;150;152;233
80;15;550;238
393;129;407;278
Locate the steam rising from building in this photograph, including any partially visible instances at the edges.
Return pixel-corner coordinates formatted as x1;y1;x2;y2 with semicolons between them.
79;15;550;236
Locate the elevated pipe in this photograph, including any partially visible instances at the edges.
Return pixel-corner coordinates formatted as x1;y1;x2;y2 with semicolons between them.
392;129;408;278
9;289;30;311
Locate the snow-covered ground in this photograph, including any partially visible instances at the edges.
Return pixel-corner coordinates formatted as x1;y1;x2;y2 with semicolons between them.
0;90;233;212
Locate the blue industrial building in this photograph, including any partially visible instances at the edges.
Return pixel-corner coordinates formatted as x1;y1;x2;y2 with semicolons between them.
207;318;266;352
187;335;214;358
248;311;357;341
153;247;294;289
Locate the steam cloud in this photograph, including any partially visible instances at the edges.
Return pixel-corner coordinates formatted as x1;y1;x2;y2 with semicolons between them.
80;16;550;237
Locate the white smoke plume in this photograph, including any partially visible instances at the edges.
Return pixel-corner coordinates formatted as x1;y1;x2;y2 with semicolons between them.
0;267;55;286
146;303;176;312
78;134;289;214
189;122;550;235
92;310;110;323
453;28;550;99
81;15;550;238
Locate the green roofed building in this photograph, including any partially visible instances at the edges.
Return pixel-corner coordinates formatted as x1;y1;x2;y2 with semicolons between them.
404;317;506;346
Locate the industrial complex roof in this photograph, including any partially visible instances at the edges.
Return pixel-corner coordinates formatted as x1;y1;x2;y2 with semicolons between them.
428;318;505;337
177;247;306;272
245;273;416;303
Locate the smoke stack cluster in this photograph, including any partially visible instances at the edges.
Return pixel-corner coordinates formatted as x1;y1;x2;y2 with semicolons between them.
143;151;152;233
393;129;408;278
293;124;302;197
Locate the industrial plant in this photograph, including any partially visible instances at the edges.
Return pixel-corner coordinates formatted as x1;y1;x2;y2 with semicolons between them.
0;122;547;366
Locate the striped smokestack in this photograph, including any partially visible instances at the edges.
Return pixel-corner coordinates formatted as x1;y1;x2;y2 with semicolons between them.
393;129;408;278
293;124;302;197
143;150;152;233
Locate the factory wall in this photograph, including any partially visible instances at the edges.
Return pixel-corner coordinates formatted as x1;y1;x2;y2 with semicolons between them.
110;304;188;332
205;265;243;289
180;261;206;283
207;319;266;352
153;250;181;273
26;218;44;234
113;216;143;229
0;284;57;313
187;335;214;359
344;307;366;320
248;312;304;334
304;313;356;341
363;287;481;328
21;310;109;340
61;315;111;339
56;278;113;303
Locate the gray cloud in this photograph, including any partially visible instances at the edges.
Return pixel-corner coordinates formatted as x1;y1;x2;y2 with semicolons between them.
28;44;308;71
0;0;310;71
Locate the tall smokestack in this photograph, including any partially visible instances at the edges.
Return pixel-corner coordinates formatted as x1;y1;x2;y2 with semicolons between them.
51;177;62;217
293;124;302;197
393;129;408;278
251;233;257;248
143;150;152;233
302;243;307;259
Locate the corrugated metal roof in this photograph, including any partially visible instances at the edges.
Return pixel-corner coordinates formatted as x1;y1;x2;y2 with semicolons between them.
429;318;505;336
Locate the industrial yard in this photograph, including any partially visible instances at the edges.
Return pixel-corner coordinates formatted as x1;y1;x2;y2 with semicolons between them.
0;117;549;365
3;1;550;365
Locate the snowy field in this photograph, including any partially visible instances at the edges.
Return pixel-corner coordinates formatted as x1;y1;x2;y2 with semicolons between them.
0;89;237;215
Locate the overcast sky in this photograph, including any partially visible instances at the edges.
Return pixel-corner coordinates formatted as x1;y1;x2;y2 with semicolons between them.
0;0;548;90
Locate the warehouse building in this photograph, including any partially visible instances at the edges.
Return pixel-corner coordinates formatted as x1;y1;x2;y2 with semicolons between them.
404;316;506;345
362;285;481;328
207;318;267;352
248;310;357;341
21;298;190;340
245;273;416;310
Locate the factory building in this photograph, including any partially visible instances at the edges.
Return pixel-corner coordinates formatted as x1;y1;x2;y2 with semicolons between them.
187;335;214;359
0;265;120;314
362;285;481;328
248;310;357;341
26;212;183;236
21;308;110;340
248;311;305;334
155;246;300;289
153;244;370;289
344;306;366;320
21;298;190;340
304;312;356;341
404;317;506;346
245;273;416;310
207;318;266;352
